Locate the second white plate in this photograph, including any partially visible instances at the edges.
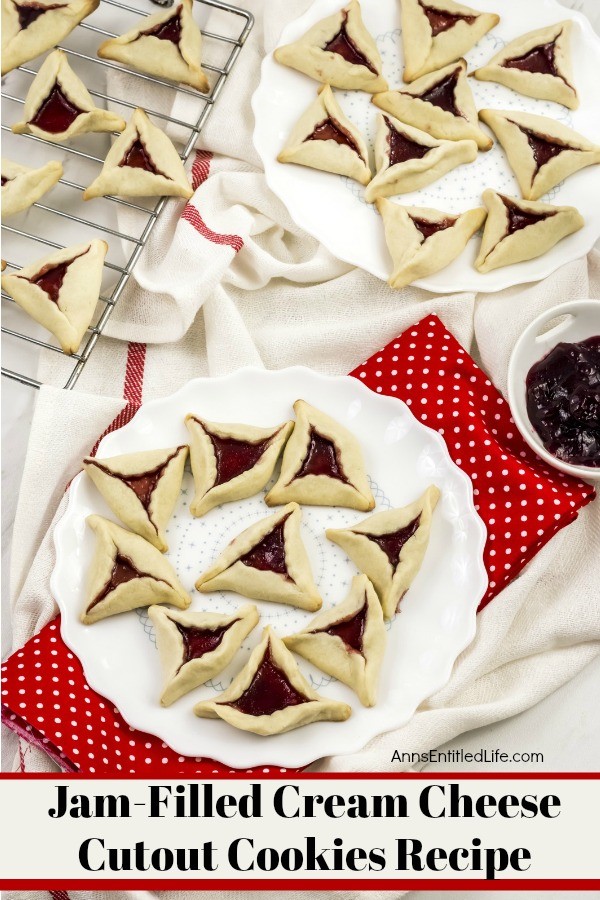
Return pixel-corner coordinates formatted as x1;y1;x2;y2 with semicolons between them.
51;368;487;768
252;0;600;293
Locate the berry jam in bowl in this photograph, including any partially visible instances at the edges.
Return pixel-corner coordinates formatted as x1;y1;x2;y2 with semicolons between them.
508;300;600;481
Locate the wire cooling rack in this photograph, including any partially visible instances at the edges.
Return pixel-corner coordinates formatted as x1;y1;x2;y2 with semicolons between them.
1;0;253;389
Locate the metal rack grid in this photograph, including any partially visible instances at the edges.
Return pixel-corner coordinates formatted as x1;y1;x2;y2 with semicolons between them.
1;0;253;389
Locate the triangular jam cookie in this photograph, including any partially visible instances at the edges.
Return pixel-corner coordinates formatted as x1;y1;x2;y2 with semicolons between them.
327;485;440;620
274;0;387;93
196;503;322;611
12;50;125;141
1;0;99;75
478;109;600;201
83;108;193;201
376;199;486;289
474;189;584;273
83;445;188;552
364;113;477;203
194;626;352;735
400;0;499;82
97;0;209;93
148;603;259;706
265;400;375;511
373;59;492;151
283;574;385;707
82;515;191;625
277;85;371;185
185;415;293;518
473;21;577;110
1;158;63;219
1;239;107;354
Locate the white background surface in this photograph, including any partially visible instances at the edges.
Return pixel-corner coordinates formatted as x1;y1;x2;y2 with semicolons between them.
2;0;600;777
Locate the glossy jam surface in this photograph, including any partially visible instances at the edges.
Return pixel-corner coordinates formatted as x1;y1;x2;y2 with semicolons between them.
240;516;290;577
503;40;559;76
305;118;360;156
89;448;182;511
296;428;348;482
519;126;567;173
385;117;430;167
119;138;166;177
16;2;64;29
29;247;88;303
418;0;475;36
367;515;421;568
417;68;461;116
141;9;182;44
88;553;142;610
175;619;235;665
316;600;367;654
322;14;377;74
1;176;8;186
526;335;600;467
29;83;83;133
227;646;308;716
206;430;272;487
503;197;555;236
410;215;456;241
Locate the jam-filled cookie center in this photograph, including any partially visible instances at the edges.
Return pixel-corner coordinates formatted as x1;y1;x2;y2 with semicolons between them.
322;11;377;74
88;552;159;611
175;619;238;666
503;39;560;77
305;118;361;156
418;0;476;37
206;430;273;487
416;68;462;117
503;197;556;235
26;247;89;303
29;83;84;134
239;515;291;578
295;428;349;482
385;117;431;166
118;135;169;177
140;9;182;46
15;1;66;30
410;215;456;241
314;598;368;654
366;515;421;568
226;646;309;716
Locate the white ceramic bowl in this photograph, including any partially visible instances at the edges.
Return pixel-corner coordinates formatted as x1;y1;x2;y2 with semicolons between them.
508;300;600;481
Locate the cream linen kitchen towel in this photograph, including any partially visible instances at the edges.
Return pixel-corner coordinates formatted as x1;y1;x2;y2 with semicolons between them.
6;0;600;831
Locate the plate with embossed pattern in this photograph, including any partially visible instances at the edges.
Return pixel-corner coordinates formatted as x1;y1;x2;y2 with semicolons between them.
252;0;600;293
52;368;487;768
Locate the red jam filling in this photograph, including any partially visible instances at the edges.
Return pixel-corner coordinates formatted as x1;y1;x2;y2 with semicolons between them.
367;515;421;568
175;619;237;666
322;12;377;74
385;117;431;167
502;197;555;235
205;430;272;487
526;335;600;467
305;118;361;156
15;1;65;30
89;447;183;511
88;553;143;611
503;40;559;77
28;247;89;303
239;515;291;577
296;428;348;482
140;8;182;45
118;137;167;177
226;646;308;716
410;215;456;240
418;0;476;37
1;177;8;187
29;83;83;134
515;124;568;174
314;598;367;654
416;68;462;116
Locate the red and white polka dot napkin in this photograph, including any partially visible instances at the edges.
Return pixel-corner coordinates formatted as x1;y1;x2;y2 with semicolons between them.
1;314;595;774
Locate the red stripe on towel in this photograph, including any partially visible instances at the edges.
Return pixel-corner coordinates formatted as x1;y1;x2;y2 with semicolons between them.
191;148;212;189
89;342;146;456
181;203;244;253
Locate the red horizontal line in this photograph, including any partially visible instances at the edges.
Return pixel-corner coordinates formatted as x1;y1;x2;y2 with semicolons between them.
1;880;599;890
0;772;598;780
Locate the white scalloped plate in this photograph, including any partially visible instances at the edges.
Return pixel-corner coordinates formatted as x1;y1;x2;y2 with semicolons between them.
252;0;600;293
51;368;487;768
